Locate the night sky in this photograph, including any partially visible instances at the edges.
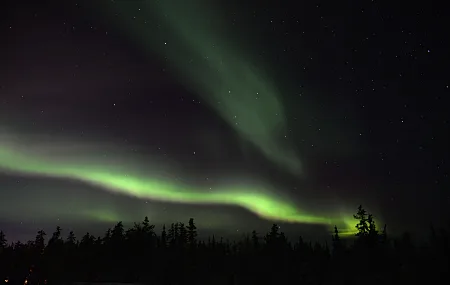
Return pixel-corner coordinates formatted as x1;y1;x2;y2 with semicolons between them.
1;0;448;242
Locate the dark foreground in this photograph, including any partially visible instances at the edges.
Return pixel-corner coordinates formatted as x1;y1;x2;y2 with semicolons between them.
1;207;449;285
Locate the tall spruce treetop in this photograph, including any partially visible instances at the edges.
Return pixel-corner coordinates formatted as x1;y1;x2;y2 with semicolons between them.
367;214;378;237
49;226;62;245
178;222;188;245
333;226;340;242
66;231;76;245
187;218;197;246
267;224;280;239
167;223;176;245
112;221;125;241
80;232;94;246
354;205;369;237
104;228;112;242
0;230;6;249
251;230;259;248
265;224;281;247
142;216;155;235
332;225;343;254
35;229;46;250
160;224;167;248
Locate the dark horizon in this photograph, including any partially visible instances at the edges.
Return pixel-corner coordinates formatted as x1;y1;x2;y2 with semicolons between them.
0;209;433;246
1;210;449;285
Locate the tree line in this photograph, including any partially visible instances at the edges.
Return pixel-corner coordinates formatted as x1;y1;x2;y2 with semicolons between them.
0;205;449;285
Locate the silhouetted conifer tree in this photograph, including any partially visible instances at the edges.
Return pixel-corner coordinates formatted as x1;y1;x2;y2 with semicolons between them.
174;223;179;240
142;216;154;233
332;225;342;254
111;221;125;242
35;230;46;252
178;222;187;246
210;235;216;249
80;232;94;246
66;231;76;245
46;226;64;283
265;224;280;243
354;205;369;237
367;214;377;235
251;230;259;249
168;223;176;246
187;218;197;247
48;226;62;246
1;203;449;285
0;230;6;250
333;225;340;242
160;224;167;248
104;228;112;242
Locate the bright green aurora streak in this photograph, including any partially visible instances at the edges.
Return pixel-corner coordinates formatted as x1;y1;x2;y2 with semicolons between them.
0;142;356;235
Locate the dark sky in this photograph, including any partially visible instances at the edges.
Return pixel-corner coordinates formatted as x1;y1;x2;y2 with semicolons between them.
0;0;448;242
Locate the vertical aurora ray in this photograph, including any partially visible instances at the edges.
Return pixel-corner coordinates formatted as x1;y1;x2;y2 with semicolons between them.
91;0;303;175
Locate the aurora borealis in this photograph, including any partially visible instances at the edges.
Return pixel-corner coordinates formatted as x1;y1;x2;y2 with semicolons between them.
1;0;449;241
0;137;327;224
0;122;357;237
98;0;304;176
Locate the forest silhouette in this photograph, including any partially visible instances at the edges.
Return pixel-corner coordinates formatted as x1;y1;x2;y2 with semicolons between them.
0;205;449;285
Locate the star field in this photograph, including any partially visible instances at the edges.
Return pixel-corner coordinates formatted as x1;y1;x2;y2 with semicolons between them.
0;0;448;241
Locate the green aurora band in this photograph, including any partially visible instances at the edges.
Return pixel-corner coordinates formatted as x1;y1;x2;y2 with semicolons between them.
0;1;365;236
93;0;303;175
0;140;357;235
